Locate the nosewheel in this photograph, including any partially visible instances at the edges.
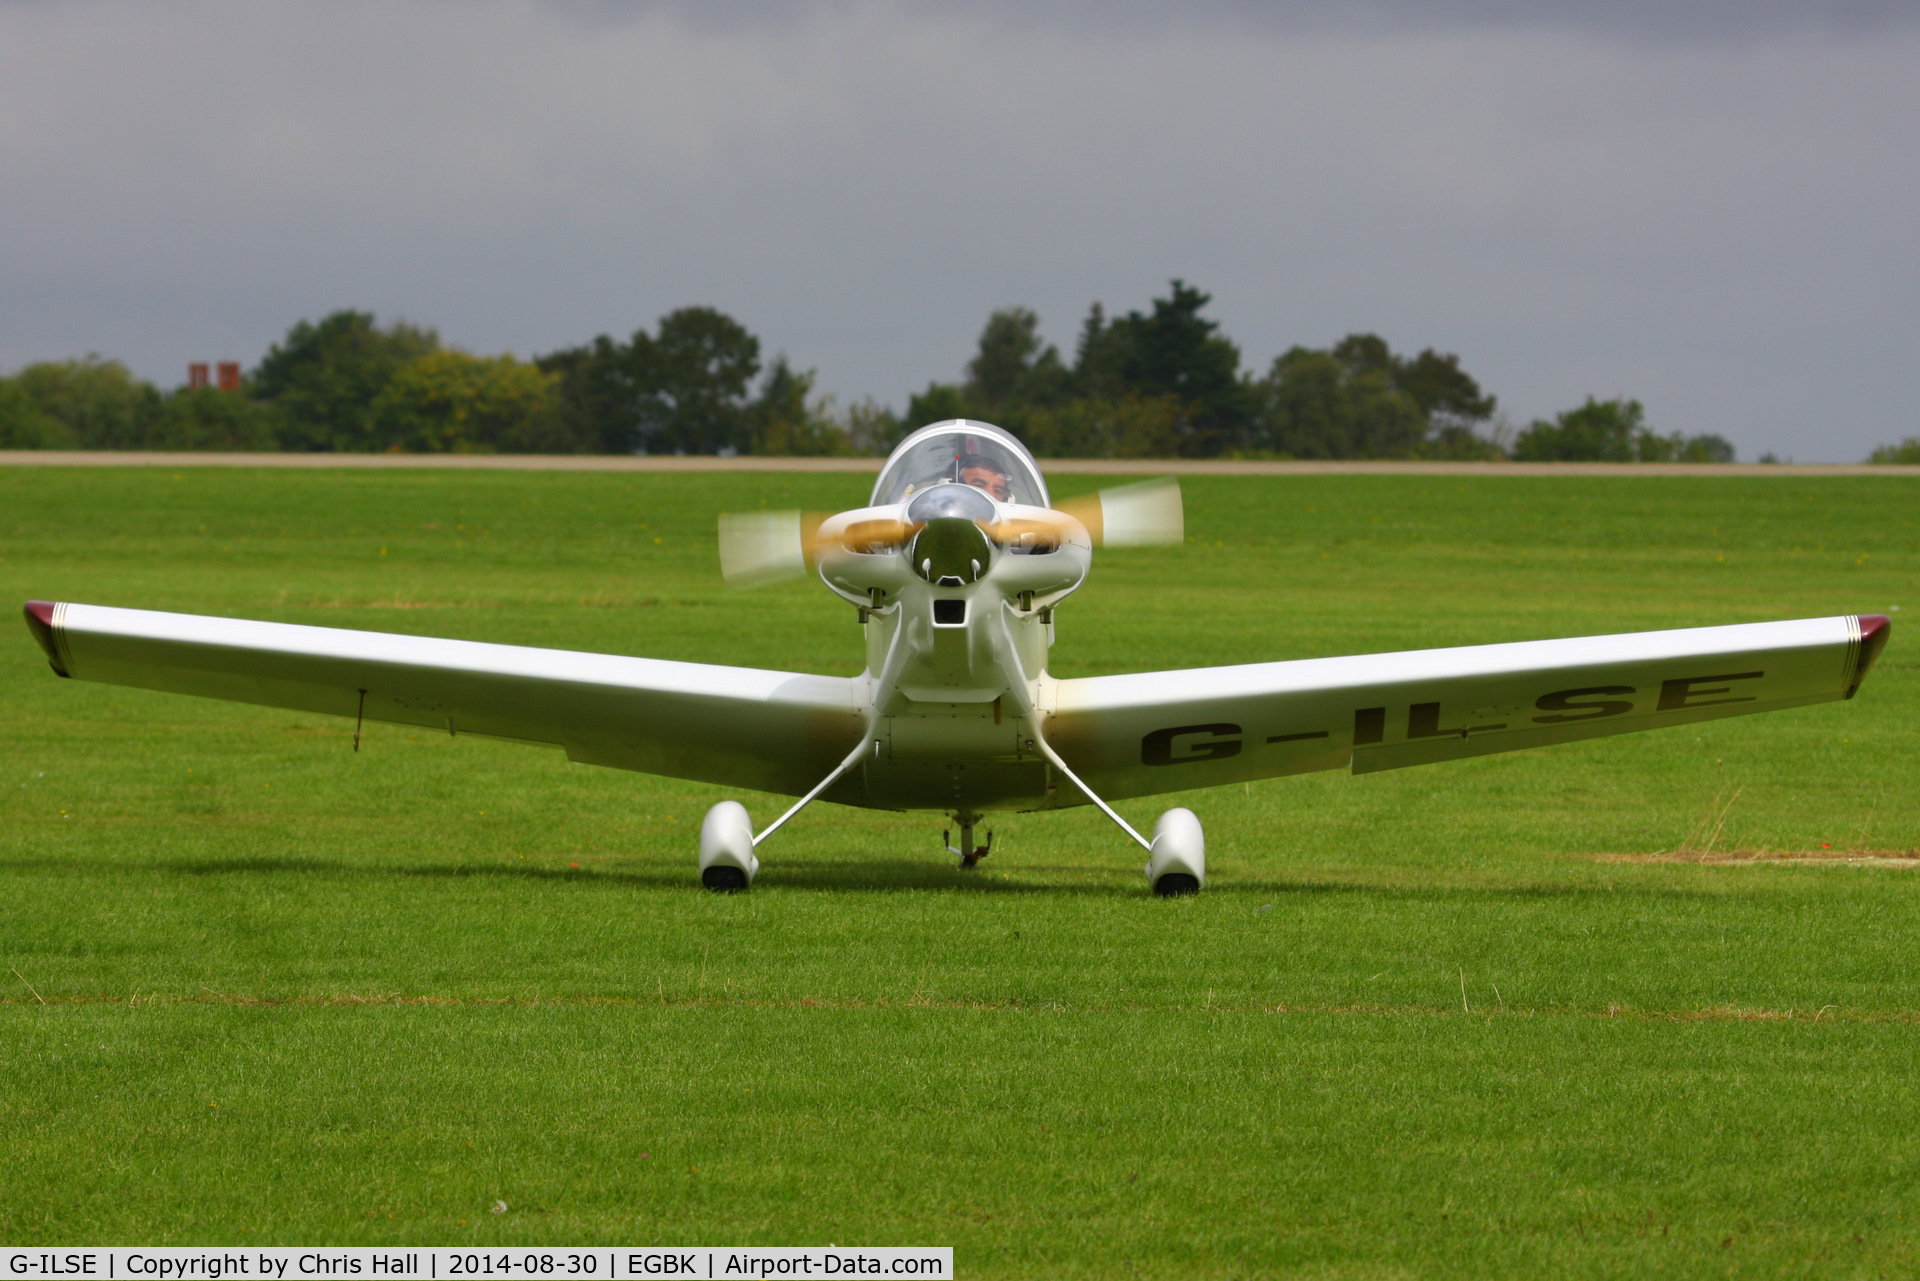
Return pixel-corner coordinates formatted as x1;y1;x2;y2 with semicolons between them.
944;812;993;869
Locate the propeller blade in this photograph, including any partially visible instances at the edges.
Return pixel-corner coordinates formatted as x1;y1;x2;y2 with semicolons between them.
1057;478;1183;547
719;510;817;588
982;515;1073;549
837;518;917;552
723;480;1179;586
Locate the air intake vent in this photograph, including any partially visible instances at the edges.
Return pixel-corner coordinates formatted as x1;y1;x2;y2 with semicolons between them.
933;599;967;626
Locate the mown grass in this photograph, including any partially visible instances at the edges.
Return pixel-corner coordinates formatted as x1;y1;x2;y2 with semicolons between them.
1;465;1916;1276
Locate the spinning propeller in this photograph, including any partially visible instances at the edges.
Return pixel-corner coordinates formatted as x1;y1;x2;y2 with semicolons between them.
718;477;1184;588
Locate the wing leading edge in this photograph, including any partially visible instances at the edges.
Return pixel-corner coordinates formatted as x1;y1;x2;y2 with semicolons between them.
23;601;863;798
1046;615;1890;803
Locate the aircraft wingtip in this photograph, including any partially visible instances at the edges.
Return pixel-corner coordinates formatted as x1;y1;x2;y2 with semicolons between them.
22;601;70;677
1847;613;1891;698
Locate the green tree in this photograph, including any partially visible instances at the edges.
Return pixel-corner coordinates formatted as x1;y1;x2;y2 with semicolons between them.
1255;347;1351;458
1248;335;1498;460
1512;397;1645;461
7;359;278;451
1868;437;1920;464
900;286;1272;457
0;376;74;448
1512;398;1731;463
1398;347;1497;423
1673;433;1736;463
1418;420;1508;461
898;307;1074;443
370;350;564;453
153;385;279;451
1022;393;1186;458
748;357;854;456
907;296;1514;461
253;311;440;451
631;307;761;454
535;335;634;453
1400;342;1506;460
12;356;163;449
1071;303;1125;401
841;399;904;455
1252;342;1427;459
1072;281;1250;453
965;308;1071;412
538;307;764;454
903;382;980;434
1329;333;1395;380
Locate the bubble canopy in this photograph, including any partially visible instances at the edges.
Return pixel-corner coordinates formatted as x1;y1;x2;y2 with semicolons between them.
872;421;1049;509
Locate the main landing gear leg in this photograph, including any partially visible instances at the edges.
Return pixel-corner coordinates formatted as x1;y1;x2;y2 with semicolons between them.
1027;733;1207;896
944;812;993;869
698;736;871;892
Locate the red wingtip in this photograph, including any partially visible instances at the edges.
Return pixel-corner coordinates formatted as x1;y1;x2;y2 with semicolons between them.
1848;614;1891;698
22;601;69;678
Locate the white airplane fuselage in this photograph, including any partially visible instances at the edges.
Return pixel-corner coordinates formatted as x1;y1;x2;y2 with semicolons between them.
812;496;1093;815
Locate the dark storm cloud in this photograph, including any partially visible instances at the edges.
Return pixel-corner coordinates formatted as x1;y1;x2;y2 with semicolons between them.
0;0;1915;460
1121;0;1916;41
592;0;1919;42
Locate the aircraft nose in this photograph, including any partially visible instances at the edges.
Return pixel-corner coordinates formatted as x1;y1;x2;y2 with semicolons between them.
911;518;993;584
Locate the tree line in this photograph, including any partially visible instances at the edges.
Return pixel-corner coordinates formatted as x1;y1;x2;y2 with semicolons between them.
0;307;897;458
0;280;1853;462
907;283;1740;462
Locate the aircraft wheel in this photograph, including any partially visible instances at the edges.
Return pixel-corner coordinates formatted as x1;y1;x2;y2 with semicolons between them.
698;800;759;891
1151;872;1200;897
701;865;750;893
1144;807;1206;895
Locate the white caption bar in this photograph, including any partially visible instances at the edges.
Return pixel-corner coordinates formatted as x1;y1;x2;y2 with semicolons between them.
2;1251;951;1281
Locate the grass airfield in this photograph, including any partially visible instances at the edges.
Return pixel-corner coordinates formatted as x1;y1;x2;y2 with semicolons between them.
1;464;1917;1276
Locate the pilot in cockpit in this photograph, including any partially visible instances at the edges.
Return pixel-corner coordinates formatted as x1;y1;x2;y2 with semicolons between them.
878;422;1046;510
901;441;1013;503
957;452;1012;502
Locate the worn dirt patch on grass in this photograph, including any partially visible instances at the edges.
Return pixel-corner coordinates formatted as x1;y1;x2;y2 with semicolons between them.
1597;849;1920;868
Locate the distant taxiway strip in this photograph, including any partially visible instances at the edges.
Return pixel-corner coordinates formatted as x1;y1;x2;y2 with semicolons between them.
0;450;1912;477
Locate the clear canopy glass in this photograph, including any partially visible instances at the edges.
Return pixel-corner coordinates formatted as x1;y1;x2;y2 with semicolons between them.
871;420;1049;509
905;483;998;524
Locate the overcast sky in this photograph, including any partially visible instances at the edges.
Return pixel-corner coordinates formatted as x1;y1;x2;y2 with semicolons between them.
1;1;1915;460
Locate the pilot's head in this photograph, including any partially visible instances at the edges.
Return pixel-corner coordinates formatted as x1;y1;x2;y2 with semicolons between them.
959;454;1011;502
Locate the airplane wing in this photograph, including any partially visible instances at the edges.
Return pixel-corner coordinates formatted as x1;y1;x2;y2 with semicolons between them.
1045;615;1891;803
22;601;864;797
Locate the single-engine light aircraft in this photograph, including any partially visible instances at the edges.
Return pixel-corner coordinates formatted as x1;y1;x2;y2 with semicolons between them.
22;421;1892;894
